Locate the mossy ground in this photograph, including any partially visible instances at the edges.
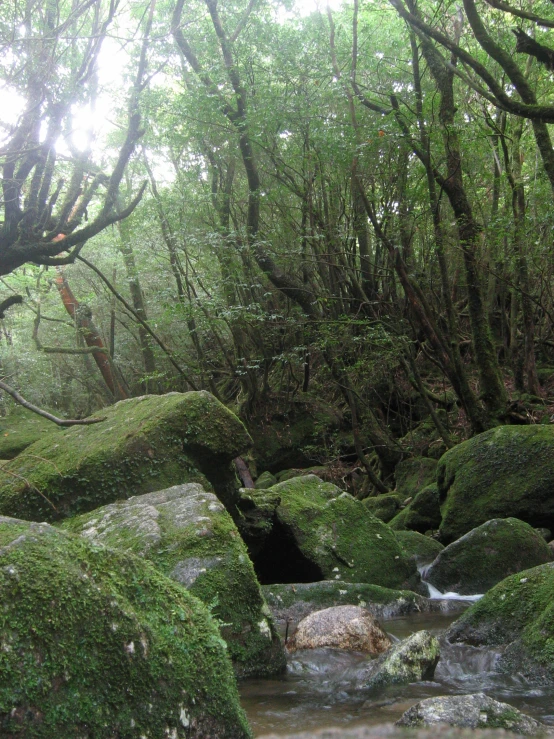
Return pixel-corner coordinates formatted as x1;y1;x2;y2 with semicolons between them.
270;475;419;590
62;485;285;679
437;425;554;543
0;517;251;738
0;392;251;522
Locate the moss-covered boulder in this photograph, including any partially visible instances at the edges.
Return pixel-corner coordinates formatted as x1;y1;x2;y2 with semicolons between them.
356;630;440;689
62;483;285;678
396;693;545;734
0;516;251;738
255;471;277;489
363;493;403;523
243;476;420;592
446;561;554;683
389;484;442;533
0;391;251;523
395;457;437;497
426;518;553;595
437;425;554;543
262;581;438;626
395;530;444;565
0;409;61;459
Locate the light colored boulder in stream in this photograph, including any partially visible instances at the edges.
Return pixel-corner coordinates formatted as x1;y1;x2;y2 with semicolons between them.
396;693;546;735
286;605;392;654
356;630;440;689
0;515;251;738
62;483;285;678
425;518;552;595
0;391;252;523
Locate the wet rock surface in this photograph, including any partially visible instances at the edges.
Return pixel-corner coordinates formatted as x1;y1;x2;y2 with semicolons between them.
425;518;553;595
258;727;537;739
355;630;440;689
396;693;547;734
63;483;285;678
286;606;392;654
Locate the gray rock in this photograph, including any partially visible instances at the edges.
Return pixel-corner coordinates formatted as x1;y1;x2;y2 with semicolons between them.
258;723;523;738
63;483;285;678
356;630;440;688
425;518;553;595
287;605;392;654
396;693;546;735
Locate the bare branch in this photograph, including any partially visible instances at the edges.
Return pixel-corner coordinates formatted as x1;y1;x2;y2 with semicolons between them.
0;379;106;426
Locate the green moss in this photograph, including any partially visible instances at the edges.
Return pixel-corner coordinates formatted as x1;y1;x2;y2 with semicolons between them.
0;392;252;523
0;410;61;459
0;517;251;738
362;493;403;523
395;457;438;497
62;485;285;679
437;425;554;543
394;530;444;564
271;475;420;590
447;561;554;679
389;484;442;533
426;518;553;595
255;471;277;489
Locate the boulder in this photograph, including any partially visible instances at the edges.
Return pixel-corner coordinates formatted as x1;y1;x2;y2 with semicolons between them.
356;630;440;688
394;530;444;565
0;391;251;522
395;457;437;497
262;581;439;627
0;409;61;458
363;493;403;523
396;693;545;734
255;471;277;489
258;727;539;739
437;425;554;543
446;561;554;683
0;516;251;738
239;476;421;591
62;483;285;678
389;484;442;533
425;518;552;595
286;605;392;654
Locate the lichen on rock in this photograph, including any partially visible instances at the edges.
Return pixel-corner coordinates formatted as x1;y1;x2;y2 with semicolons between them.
0;515;251;738
62;483;285;678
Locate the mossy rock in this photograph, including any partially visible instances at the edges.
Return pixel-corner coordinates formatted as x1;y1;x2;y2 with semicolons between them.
399;415;450;459
0;409;61;459
262;581;433;626
437;425;554;543
446;561;554;683
255;471;277;489
0;516;251;738
362;493;403;523
246;396;342;472
426;518;553;595
395;457;437;497
389;484;442;533
356;630;440;689
250;475;421;591
62;484;285;679
0;391;251;523
394;530;444;565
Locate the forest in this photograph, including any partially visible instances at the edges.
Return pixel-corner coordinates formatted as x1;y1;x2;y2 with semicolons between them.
1;0;554;736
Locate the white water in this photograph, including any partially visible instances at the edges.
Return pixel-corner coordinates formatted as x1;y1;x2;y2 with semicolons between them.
424;582;484;602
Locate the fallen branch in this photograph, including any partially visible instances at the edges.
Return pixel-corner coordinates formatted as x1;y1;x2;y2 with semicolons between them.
0;380;106;426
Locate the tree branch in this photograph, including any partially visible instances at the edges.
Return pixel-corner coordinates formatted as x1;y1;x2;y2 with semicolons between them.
0;380;106;426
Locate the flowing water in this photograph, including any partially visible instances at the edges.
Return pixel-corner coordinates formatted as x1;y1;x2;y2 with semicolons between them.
240;607;554;736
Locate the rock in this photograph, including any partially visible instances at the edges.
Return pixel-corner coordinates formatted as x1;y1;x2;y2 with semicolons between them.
363;493;403;523
396;693;546;734
425;518;553;595
394;530;444;565
255;471;277;488
286;605;392;654
535;527;551;542
395;457;437;496
446;561;554;683
258;726;539;739
0;391;251;522
239;475;421;591
437;425;554;543
0;516;251;738
262;581;443;626
389;484;442;533
0;408;61;458
356;630;440;688
62;483;285;678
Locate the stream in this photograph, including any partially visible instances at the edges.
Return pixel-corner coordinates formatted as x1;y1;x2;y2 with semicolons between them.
240;606;554;736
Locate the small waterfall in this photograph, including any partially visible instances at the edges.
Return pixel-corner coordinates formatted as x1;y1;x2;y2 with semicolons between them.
418;565;484;602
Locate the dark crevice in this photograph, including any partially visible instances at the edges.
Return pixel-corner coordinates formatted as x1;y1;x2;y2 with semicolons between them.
251;517;324;585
